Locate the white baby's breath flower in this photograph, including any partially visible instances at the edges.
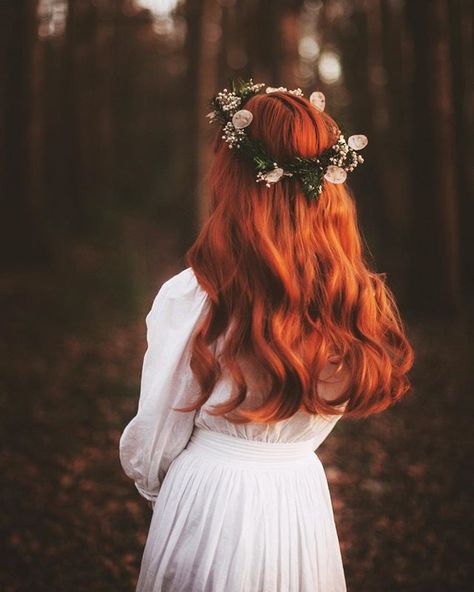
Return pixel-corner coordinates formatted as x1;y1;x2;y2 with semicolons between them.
266;86;288;93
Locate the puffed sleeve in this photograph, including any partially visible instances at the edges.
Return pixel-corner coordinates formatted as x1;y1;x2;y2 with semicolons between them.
119;269;208;509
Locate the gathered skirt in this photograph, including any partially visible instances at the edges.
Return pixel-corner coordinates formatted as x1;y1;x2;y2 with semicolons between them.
136;427;347;592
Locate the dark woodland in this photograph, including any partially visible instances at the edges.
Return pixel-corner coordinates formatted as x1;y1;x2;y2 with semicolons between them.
0;0;473;590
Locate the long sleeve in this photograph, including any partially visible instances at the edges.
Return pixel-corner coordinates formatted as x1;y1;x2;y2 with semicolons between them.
119;268;209;508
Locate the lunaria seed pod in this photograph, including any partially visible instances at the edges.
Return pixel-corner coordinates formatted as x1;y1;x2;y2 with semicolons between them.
263;168;284;183
324;165;347;184
348;134;368;150
232;109;253;129
310;91;326;112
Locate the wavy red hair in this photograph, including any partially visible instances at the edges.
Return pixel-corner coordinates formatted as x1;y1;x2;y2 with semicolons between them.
174;90;414;423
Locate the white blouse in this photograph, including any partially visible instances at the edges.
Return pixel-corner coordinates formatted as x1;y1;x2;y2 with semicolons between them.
119;267;345;506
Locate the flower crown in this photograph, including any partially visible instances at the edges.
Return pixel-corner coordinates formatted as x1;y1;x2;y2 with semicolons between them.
206;78;368;200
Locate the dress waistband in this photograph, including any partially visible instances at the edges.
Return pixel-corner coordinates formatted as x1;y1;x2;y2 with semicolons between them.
185;427;317;468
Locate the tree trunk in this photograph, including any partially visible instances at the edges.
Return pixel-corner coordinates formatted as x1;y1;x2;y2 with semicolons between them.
448;0;474;290
181;0;205;254
1;0;48;267
405;0;460;315
195;0;222;229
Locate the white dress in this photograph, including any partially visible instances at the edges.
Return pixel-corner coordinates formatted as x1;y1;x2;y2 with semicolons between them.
119;266;347;592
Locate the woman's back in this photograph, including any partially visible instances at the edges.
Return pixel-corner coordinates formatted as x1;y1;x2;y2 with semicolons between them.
119;80;413;592
187;266;348;448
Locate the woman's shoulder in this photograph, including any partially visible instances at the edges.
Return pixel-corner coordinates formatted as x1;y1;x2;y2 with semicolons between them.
160;266;206;301
146;267;208;326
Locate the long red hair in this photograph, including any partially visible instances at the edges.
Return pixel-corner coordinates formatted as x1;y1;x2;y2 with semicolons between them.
175;90;414;423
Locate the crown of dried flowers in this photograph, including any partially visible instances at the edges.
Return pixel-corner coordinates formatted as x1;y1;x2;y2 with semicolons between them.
205;78;368;199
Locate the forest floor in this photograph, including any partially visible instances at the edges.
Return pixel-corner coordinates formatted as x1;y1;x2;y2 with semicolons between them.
1;229;473;592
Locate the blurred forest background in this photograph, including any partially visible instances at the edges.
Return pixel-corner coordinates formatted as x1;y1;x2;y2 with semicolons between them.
0;0;473;591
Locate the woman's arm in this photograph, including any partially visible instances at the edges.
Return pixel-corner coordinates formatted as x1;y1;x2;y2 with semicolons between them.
119;271;208;508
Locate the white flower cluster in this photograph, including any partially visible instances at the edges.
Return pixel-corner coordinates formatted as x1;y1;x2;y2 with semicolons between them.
218;108;255;148
206;80;266;148
221;121;246;149
248;81;267;94
216;88;241;112
324;134;367;185
209;81;266;119
266;86;304;97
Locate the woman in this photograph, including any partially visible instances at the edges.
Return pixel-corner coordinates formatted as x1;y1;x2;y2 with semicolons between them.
119;79;414;592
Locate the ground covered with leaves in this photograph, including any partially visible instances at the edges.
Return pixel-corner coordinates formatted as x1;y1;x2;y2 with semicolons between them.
1;240;472;591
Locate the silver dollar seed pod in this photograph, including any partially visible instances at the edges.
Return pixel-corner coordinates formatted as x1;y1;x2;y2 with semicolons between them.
348;134;368;150
324;165;347;184
309;91;326;112
263;167;285;183
232;109;253;129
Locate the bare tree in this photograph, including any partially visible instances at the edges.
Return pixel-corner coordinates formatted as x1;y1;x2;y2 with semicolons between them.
1;0;48;265
406;0;460;314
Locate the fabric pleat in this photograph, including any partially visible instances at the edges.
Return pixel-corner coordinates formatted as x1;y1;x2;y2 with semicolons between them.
136;427;346;592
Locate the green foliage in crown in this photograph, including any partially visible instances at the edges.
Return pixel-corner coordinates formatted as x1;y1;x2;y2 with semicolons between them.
206;77;367;200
